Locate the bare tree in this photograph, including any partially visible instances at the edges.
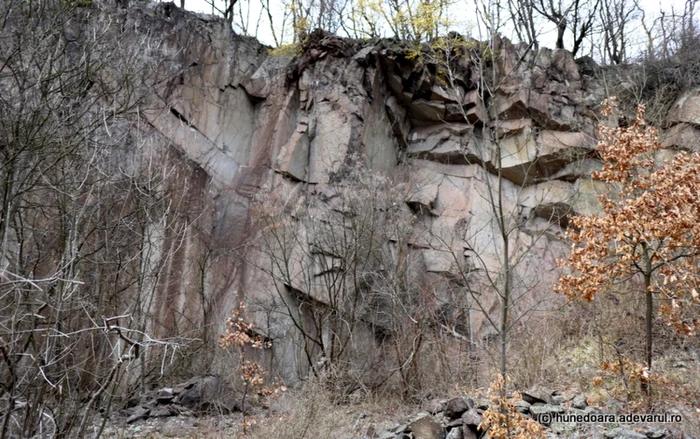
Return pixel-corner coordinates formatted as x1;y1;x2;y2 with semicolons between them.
599;0;639;64
679;0;699;52
244;158;480;398
639;0;699;60
531;0;600;56
246;167;415;387
507;0;539;48
199;0;240;26
0;1;196;436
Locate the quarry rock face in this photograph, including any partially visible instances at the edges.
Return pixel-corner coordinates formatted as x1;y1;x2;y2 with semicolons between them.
105;5;696;382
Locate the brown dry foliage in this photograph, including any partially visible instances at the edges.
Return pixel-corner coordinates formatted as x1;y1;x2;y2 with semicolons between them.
220;303;286;434
596;355;670;408
478;374;545;439
555;97;700;336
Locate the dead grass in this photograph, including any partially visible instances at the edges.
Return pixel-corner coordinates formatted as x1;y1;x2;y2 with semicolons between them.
247;376;414;439
252;285;698;437
97;279;698;438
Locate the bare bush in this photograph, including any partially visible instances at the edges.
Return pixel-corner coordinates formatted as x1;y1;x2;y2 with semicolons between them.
244;159;477;400
247;375;339;439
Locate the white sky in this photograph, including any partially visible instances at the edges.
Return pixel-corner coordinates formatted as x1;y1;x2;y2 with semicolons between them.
179;0;692;60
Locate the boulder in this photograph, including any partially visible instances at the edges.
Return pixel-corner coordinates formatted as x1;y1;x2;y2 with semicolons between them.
530;404;565;415
575;55;600;76
156;388;175;404
605;399;625;415
550;421;578;435
460;409;483;427
462;90;488;124
604;428;648;439
410;416;446;439
443;397;474;420
661;123;700;152
669;89;700;125
514;399;531;414
434;176;473;218
642;428;670;439
352;46;375;64
522;385;554;405
571;394;587;409
424;398;449;414
446;426;464;439
150;406;177;418
174;375;222;409
551;395;567;405
126;406;150;424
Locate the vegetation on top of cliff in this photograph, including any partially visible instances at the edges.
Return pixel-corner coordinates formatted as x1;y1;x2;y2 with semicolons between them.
189;0;699;132
190;0;697;64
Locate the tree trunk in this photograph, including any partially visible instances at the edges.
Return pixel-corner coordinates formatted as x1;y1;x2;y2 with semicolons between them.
645;275;652;371
556;18;566;49
642;244;653;397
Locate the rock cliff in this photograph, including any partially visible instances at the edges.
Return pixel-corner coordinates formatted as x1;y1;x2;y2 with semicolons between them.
106;2;698;383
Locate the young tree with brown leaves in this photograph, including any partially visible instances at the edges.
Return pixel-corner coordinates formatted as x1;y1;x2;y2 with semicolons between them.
555;97;700;379
220;303;285;434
